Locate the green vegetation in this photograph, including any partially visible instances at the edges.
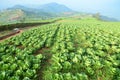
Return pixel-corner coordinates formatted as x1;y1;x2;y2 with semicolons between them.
0;18;120;80
0;9;58;26
0;18;61;32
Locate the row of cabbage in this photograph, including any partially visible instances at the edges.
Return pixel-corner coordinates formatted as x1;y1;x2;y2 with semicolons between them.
42;21;120;80
0;20;120;80
0;24;59;80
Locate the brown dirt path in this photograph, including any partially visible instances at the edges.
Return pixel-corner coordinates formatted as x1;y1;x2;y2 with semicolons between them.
0;30;23;42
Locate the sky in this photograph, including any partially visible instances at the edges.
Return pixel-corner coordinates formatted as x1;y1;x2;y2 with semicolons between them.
0;0;120;20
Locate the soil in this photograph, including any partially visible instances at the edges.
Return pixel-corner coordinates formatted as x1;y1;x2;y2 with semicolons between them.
34;47;52;80
0;30;23;42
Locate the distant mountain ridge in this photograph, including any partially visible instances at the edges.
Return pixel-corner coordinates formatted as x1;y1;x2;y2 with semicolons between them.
9;2;73;13
0;2;119;24
0;2;75;24
38;2;73;13
100;15;118;22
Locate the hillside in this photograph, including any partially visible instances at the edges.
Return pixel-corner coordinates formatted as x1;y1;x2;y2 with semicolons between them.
0;9;24;24
0;2;75;25
0;2;118;25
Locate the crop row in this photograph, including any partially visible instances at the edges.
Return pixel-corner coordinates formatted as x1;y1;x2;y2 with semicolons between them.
0;20;120;80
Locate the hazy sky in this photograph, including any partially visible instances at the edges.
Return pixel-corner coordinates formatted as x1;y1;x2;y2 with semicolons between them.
0;0;120;20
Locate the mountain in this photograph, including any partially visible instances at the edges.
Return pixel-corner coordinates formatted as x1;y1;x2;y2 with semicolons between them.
0;2;76;24
38;2;73;13
9;2;73;14
92;13;119;22
0;2;118;25
100;15;118;22
8;5;29;10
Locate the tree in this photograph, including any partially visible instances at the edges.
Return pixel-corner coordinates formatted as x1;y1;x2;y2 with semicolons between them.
93;12;100;20
19;17;25;23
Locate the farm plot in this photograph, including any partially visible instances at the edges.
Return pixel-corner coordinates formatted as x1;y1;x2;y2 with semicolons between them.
0;19;120;80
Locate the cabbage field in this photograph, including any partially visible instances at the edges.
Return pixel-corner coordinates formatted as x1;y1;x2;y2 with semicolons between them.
0;19;120;80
